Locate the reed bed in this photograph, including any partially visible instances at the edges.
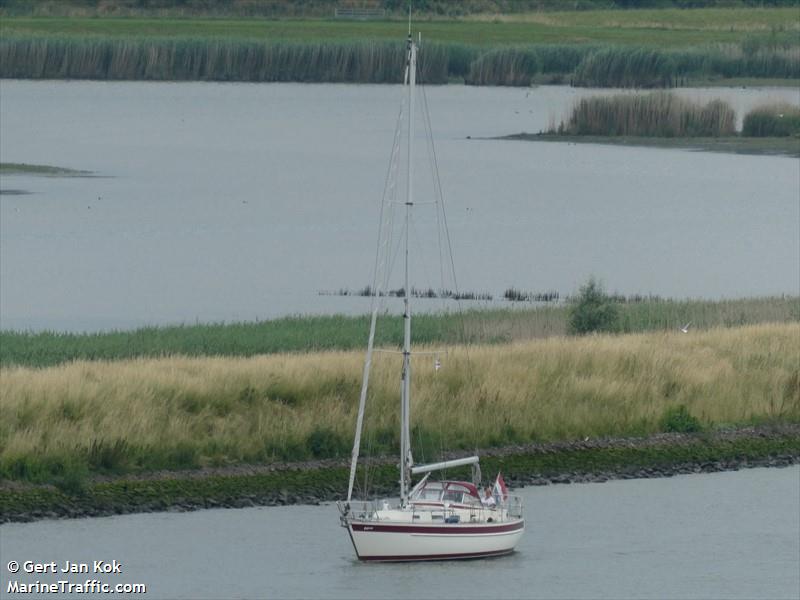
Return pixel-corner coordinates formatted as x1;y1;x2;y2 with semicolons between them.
573;43;800;88
0;35;452;83
742;102;800;136
573;47;678;88
555;92;737;137
462;43;800;87
2;296;797;368
465;46;541;86
1;33;798;86
1;323;797;484
674;43;800;80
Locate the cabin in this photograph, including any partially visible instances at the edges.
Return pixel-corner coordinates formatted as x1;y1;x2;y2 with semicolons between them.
409;480;484;508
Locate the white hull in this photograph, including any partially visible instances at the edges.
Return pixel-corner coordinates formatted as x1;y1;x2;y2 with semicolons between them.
345;518;525;562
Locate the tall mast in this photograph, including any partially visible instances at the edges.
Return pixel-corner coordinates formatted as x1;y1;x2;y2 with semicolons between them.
400;32;416;507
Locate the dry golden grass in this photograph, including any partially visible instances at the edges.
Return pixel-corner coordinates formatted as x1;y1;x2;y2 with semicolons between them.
1;323;797;477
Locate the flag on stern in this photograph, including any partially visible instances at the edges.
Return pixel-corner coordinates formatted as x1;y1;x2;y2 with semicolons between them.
493;473;508;503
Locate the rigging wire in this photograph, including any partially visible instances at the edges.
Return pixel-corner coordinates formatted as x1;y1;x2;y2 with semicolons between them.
419;75;474;366
382;212;407;301
408;210;438;302
374;100;406;311
419;86;447;308
419;61;484;479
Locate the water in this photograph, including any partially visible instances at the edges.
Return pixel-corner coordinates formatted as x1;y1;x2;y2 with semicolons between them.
1;466;798;599
1;81;798;332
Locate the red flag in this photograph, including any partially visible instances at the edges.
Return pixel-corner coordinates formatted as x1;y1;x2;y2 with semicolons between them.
493;472;508;503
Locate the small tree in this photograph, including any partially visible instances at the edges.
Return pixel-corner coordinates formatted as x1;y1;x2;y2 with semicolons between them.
568;277;619;335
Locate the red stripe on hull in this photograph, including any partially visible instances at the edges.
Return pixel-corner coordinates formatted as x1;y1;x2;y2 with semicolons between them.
360;548;515;562
350;520;524;535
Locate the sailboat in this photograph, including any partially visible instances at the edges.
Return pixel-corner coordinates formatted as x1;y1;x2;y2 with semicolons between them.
336;31;525;562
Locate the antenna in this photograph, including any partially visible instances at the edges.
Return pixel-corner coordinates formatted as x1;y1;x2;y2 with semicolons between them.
407;4;411;37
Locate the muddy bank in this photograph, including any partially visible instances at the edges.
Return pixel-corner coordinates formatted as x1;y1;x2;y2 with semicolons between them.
498;133;800;158
1;425;797;524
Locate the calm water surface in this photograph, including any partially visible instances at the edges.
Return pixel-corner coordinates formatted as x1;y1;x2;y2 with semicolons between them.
1;466;798;599
1;81;798;331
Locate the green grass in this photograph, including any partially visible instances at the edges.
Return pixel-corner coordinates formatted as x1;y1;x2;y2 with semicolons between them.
2;8;799;47
0;313;464;367
2;0;798;19
1;296;797;368
0;162;92;176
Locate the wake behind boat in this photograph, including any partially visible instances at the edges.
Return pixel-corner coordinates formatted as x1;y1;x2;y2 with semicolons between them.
336;30;525;563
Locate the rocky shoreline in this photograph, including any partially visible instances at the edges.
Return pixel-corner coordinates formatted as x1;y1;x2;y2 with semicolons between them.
1;425;798;524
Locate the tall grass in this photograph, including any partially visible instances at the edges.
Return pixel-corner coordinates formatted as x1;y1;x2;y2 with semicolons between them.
555;92;737;137
742;102;800;136
666;42;800;82
1;323;797;483
573;43;800;88
463;45;598;85
0;35;453;83
466;46;541;86
466;42;799;87
2;296;796;368
574;47;678;88
1;33;798;85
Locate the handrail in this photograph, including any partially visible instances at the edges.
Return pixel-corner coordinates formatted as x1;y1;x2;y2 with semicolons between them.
339;496;524;524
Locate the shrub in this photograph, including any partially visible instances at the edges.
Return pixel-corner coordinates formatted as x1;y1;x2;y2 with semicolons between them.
568;278;619;335
659;405;703;433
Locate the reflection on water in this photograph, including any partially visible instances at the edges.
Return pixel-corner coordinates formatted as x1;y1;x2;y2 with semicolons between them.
1;467;798;599
1;81;798;332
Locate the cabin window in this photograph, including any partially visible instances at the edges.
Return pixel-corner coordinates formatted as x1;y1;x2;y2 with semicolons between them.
442;491;464;503
417;488;442;501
